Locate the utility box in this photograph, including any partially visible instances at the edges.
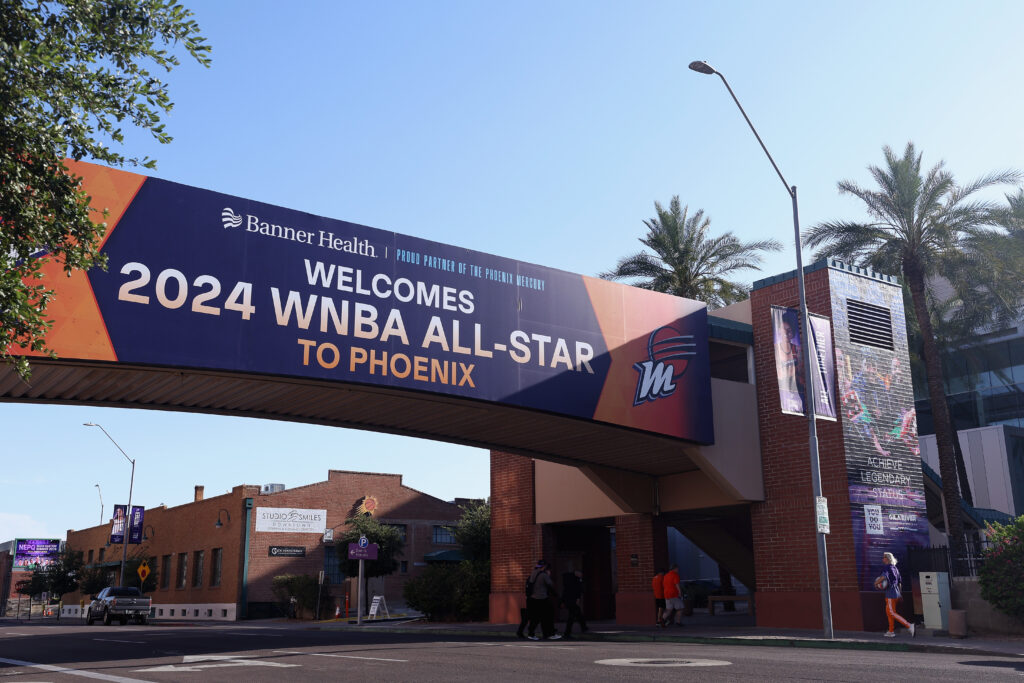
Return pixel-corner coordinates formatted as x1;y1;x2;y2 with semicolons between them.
919;571;950;630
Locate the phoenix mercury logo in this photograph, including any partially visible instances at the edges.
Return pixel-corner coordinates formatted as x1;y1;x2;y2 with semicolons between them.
221;207;243;229
633;325;696;406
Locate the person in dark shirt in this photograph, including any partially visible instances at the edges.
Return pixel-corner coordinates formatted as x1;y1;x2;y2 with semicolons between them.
526;560;561;640
561;569;587;639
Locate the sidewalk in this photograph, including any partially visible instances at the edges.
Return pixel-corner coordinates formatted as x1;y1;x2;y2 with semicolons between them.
313;610;1024;659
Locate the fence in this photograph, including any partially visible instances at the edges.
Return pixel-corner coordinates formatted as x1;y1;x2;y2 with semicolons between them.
906;541;990;578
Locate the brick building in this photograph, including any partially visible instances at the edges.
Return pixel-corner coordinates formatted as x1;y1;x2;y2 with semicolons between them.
61;470;463;620
490;259;927;632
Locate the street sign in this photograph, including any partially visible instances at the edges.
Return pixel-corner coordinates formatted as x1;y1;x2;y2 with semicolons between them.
358;535;368;548
137;559;150;582
323;528;334;543
815;496;830;534
348;542;378;560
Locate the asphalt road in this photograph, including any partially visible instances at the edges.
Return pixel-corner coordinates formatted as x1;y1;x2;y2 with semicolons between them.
1;622;1022;682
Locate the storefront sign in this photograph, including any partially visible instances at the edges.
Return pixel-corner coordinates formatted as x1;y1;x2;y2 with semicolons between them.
268;546;306;557
255;507;327;534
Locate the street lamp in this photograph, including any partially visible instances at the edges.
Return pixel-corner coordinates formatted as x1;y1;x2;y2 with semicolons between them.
95;484;104;525
214;509;231;528
688;60;834;638
84;423;135;587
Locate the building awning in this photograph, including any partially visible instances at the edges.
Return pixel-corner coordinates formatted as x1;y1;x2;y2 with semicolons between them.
423;549;463;563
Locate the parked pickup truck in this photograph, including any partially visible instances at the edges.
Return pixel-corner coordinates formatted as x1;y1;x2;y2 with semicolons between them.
86;586;151;625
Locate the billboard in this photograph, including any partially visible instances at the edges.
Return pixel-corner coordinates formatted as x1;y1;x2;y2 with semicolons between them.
13;539;61;571
20;161;714;444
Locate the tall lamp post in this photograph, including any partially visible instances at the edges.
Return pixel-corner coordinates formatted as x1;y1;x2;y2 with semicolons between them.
95;483;104;525
85;423;135;586
688;60;833;638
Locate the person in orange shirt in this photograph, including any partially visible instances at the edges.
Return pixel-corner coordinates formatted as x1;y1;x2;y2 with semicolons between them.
652;570;665;626
661;564;683;626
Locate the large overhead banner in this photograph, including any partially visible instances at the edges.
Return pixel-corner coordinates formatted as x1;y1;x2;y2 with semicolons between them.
20;161;714;444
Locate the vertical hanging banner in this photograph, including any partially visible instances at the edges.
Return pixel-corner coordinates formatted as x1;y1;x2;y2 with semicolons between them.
127;505;145;544
109;504;127;544
771;306;836;419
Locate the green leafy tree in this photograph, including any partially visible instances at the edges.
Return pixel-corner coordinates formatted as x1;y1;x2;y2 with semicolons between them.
404;502;491;621
0;0;211;380
600;196;781;308
804;142;1023;550
78;565;111;597
978;515;1024;623
125;554;158;593
452;500;490;562
336;516;405;581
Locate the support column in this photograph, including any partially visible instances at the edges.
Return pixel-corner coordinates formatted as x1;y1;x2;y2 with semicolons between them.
613;513;667;625
489;451;549;623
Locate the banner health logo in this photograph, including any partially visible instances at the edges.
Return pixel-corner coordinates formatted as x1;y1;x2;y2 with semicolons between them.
221;207;243;229
633;325;696;406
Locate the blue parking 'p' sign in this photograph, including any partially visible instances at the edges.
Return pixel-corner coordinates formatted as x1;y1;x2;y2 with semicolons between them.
358;535;368;548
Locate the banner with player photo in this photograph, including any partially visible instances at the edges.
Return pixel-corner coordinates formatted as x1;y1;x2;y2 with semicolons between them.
771;306;836;419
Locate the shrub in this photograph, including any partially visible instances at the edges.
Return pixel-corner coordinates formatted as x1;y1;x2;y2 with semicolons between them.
403;559;490;622
271;574;327;619
978;515;1024;623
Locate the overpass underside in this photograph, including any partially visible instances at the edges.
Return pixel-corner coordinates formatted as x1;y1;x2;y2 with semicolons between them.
0;359;706;477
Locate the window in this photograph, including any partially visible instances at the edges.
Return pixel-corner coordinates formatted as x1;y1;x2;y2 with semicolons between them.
433;525;456;545
176;552;188;589
387;524;407;543
160;555;171;589
193;550;204;588
87;549;93;564
98;548;105;562
323;545;344;584
401;561;408;574
211;548;223;587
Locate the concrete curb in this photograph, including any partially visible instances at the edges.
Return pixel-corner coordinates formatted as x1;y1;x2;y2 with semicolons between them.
311;623;1023;659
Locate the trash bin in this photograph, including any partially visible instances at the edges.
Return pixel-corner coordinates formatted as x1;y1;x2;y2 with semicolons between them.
919;571;950;630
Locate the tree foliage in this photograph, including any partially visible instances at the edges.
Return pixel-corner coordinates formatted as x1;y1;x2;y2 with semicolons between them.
404;502;491;621
600;196;781;308
1;0;211;379
804;142;1023;548
978;515;1024;623
452;500;490;562
335;515;405;580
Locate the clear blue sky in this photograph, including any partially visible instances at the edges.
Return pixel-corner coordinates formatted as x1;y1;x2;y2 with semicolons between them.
4;0;1023;542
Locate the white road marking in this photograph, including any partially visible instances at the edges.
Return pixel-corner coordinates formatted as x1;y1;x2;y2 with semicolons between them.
135;654;299;672
0;657;152;683
274;650;407;663
596;658;732;667
93;639;145;644
0;632;31;636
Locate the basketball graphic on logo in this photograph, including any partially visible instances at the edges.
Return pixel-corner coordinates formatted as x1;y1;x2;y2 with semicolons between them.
647;325;694;381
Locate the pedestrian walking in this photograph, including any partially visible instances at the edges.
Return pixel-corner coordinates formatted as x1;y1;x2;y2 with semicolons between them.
652;570;665;626
525;560;561;640
561;569;587;639
875;551;915;638
660;563;683;626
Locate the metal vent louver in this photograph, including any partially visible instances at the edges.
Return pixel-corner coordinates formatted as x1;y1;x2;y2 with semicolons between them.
846;299;893;350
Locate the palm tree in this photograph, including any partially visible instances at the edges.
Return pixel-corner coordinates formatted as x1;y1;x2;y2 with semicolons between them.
803;142;1022;550
600;196;781;309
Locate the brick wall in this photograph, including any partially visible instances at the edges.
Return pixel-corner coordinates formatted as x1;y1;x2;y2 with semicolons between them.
750;266;864;629
614;513;667;624
489;451;544;623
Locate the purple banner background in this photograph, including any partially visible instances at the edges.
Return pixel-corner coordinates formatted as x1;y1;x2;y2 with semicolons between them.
13;539;60;570
127;505;145;544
